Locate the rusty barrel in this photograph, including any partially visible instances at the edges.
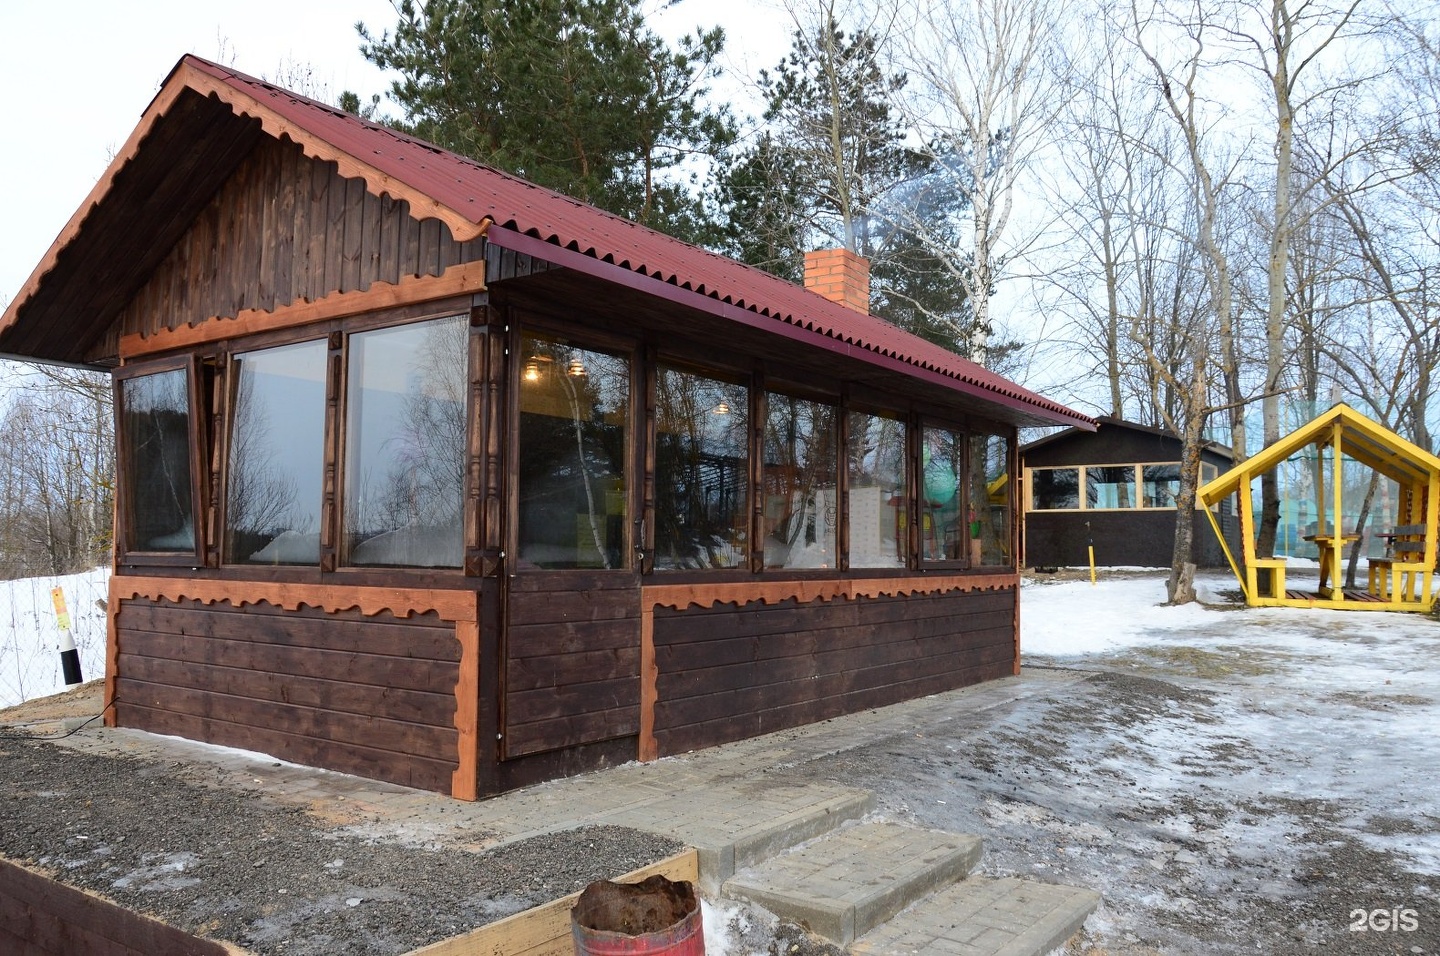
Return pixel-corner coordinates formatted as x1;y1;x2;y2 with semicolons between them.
571;874;705;956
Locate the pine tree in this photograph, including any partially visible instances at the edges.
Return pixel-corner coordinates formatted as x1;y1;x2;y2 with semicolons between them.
356;0;733;244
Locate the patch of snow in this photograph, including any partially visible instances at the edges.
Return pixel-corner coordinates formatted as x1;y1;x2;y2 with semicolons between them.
0;568;109;708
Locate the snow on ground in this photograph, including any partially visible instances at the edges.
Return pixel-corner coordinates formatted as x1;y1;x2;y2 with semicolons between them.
0;568;109;708
1002;569;1440;952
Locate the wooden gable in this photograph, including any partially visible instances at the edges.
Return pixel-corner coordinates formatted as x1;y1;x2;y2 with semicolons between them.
115;135;485;354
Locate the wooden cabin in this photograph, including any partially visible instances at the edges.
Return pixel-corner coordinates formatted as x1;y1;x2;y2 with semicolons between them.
1199;403;1440;612
0;56;1092;799
1020;418;1240;568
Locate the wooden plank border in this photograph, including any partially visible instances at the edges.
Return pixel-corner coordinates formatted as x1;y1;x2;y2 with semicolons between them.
0;856;249;956
119;260;487;358
106;576;482;800
636;573;1017;760
404;848;699;956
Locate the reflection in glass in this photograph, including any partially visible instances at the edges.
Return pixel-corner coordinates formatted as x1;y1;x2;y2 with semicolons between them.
225;340;326;564
122;369;196;552
517;335;629;569
344;316;467;567
1143;463;1181;508
655;366;749;569
922;425;964;561
1087;465;1136;509
763;394;837;569
1032;468;1080;509
847;411;907;568
968;432;1011;566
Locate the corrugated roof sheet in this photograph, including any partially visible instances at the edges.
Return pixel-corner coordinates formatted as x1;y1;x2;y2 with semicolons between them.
6;54;1092;429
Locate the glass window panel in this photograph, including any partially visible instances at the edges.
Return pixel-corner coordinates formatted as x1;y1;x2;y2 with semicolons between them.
1142;463;1182;508
654;366;749;570
517;335;629;569
1031;468;1079;510
224;341;327;564
344;316;467;567
847;411;907;568
922;425;965;561
968;432;1011;567
763;394;837;569
1087;465;1136;509
121;369;196;552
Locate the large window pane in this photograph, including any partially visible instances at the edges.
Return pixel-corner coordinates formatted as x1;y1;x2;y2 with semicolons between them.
121;369;196;553
763;394;837;569
1031;468;1079;510
225;340;326;564
847;411;907;568
969;432;1011;566
517;335;629;569
1087;465;1136;509
655;366;749;570
922;425;964;561
344;316;467;567
1142;464;1181;508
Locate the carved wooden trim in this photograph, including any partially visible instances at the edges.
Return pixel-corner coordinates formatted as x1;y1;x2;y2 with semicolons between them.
642;572;1016;612
634;572;1017;760
119;261;487;358
109;575;478;621
104;576;122;728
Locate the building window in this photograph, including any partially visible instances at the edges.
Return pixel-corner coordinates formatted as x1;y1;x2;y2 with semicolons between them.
969;432;1011;566
1142;464;1182;508
763;393;837;569
1088;465;1136;509
654;365;749;570
224;340;326;564
847;411;907;568
343;316;468;567
517;334;629;569
1031;467;1080;510
921;425;965;562
120;368;197;554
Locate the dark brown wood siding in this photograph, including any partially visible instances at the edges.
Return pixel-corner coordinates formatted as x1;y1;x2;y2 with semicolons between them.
113;598;461;794
0;857;236;956
504;573;640;758
116;135;484;338
650;586;1016;756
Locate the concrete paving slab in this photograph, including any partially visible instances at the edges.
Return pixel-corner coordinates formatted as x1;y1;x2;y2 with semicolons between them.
597;780;876;892
850;875;1100;956
723;822;984;945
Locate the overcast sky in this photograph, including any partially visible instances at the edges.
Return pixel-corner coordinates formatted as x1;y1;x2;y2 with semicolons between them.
0;0;778;312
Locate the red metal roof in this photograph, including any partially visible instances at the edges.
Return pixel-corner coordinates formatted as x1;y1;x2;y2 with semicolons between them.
7;54;1093;429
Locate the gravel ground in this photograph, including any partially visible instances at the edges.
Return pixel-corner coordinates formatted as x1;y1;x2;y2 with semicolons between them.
0;734;683;955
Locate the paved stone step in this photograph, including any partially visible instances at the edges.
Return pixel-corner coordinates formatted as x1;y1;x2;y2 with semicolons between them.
850;875;1101;956
598;780;876;893
721;822;984;946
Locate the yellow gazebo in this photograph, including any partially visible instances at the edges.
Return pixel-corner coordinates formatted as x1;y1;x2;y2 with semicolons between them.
1198;403;1440;612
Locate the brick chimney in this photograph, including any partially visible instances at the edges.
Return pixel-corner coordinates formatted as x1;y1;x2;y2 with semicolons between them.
804;248;871;314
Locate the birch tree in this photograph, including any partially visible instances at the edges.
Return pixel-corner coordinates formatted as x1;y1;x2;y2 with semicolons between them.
889;0;1063;363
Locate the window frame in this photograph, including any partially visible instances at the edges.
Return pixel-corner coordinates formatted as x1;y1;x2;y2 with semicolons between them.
219;335;331;567
114;355;207;567
511;325;638;573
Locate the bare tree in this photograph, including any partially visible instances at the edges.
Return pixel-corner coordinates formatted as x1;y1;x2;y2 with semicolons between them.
889;0;1064;362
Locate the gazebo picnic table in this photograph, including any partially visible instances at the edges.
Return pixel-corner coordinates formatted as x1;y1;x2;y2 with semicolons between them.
1198;403;1439;613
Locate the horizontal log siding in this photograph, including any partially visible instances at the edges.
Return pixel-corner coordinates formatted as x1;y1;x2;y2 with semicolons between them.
651;586;1016;756
0;857;238;956
113;598;460;794
116;135;483;339
504;574;640;758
